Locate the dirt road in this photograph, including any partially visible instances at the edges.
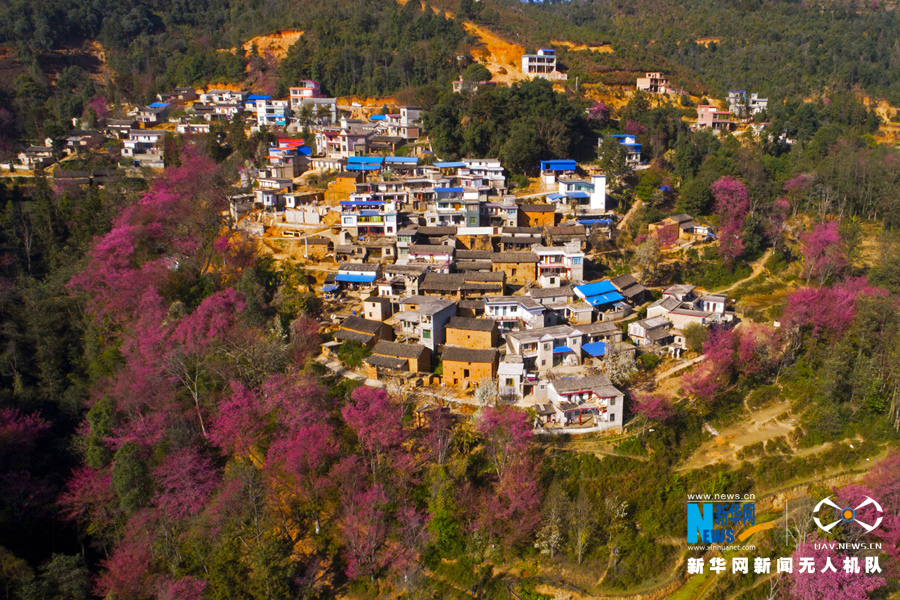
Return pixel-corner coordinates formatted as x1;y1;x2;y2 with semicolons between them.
714;247;774;294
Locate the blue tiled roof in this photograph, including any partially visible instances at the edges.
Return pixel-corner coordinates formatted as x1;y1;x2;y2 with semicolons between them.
334;273;376;283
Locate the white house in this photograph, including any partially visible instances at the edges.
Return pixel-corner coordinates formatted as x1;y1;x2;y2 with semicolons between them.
256;99;291;127
521;49;567;81
506;324;584;372
122;129;165;168
532;242;584;285
547;374;624;430
555;173;607;211
483;296;547;332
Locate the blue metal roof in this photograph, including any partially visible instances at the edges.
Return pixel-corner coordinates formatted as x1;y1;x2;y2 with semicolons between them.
575;280;617;297
347;156;385;164
582;342;607;357
384;156;418;164
566;191;590;199
322;284;340;292
553;346;574;354
432;161;466;168
340;201;383;206
578;218;612;225
298;145;312;156
347;164;382;171
540;159;577;171
582;291;624;307
334;273;376;283
370;114;387;121
247;94;271;101
435;187;464;193
148;102;169;108
546;193;565;200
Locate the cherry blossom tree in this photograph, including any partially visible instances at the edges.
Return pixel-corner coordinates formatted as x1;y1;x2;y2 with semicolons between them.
340;482;391;581
290;316;321;365
476;406;532;478
0;408;49;466
711;177;751;266
58;465;119;537
208;381;267;456
734;323;781;378
94;511;156;599
633;393;676;422
152;446;219;521
800;221;849;284
654;224;678;248
155;576;207;600
265;422;338;535
342;386;405;480
783;174;810;217
781;278;887;338
587;101;610;125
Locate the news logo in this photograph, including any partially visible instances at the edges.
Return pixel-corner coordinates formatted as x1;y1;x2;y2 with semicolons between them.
687;500;755;544
814;496;883;533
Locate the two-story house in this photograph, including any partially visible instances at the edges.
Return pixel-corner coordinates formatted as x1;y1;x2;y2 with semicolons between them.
533;242;584;286
394;297;457;351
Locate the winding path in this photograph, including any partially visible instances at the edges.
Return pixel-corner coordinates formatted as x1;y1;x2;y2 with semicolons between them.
713;247;774;294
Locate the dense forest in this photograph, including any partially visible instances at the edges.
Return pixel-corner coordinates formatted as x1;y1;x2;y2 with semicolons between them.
490;0;900;104
0;0;469;147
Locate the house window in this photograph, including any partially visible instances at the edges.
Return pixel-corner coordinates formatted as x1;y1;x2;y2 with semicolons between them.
423;330;431;339
463;369;470;378
611;398;616;406
505;378;514;386
573;257;582;264
609;413;615;422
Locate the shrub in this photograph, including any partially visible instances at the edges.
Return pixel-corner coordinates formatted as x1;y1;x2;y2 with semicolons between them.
337;340;371;367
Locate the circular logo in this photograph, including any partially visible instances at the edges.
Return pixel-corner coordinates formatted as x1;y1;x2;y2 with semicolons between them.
814;496;883;533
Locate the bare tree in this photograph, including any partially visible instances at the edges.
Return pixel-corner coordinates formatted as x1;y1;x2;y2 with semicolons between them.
570;486;599;564
474;377;498;406
606;345;637;386
536;483;569;558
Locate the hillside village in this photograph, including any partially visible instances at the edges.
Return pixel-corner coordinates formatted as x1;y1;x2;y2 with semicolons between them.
0;50;773;434
6;43;804;437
